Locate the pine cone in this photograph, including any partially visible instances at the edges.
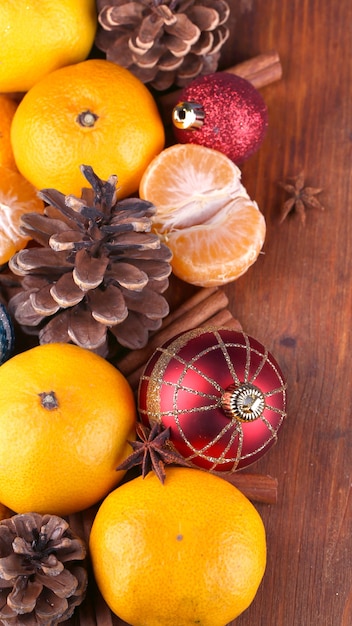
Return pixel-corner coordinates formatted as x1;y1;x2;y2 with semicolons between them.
8;166;172;353
0;513;87;626
95;0;230;90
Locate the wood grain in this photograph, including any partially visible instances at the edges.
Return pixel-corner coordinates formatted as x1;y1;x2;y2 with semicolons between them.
221;1;352;625
68;1;352;624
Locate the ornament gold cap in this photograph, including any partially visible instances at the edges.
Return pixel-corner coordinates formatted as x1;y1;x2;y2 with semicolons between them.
172;101;205;130
221;383;265;422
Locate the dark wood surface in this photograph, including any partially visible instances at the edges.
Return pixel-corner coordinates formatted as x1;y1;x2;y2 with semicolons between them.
68;1;352;625
222;1;352;624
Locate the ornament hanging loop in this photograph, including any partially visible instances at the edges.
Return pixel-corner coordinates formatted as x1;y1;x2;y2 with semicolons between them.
172;101;205;130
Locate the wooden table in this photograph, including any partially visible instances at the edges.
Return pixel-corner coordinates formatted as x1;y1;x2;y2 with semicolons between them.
67;1;351;625
221;1;352;624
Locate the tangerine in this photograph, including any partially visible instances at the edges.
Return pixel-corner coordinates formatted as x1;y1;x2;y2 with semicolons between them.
10;59;165;199
90;467;266;626
139;143;266;287
0;343;137;516
0;0;97;93
0;167;45;264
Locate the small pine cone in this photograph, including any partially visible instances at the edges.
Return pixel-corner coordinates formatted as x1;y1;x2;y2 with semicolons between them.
0;513;87;626
8;166;172;353
95;0;230;90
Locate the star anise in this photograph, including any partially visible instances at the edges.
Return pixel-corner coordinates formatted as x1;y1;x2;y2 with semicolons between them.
117;422;190;483
278;170;325;224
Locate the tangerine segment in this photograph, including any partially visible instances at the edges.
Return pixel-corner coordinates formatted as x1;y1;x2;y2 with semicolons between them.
139;143;247;214
0;167;45;264
164;197;266;287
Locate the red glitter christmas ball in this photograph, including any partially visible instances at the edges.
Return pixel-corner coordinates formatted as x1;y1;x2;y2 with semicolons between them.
138;327;287;473
172;73;268;164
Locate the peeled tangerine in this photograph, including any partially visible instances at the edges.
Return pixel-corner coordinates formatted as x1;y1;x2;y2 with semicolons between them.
139;143;266;287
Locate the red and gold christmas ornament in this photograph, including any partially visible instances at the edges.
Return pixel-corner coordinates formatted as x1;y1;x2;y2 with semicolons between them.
138;327;287;473
172;72;268;164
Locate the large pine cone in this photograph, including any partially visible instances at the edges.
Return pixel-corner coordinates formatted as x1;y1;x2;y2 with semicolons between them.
95;0;230;90
8;166;172;354
0;513;87;626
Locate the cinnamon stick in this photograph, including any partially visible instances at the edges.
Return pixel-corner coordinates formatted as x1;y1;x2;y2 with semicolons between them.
225;473;278;504
117;288;229;379
225;50;282;87
158;50;282;124
160;286;218;331
201;308;242;330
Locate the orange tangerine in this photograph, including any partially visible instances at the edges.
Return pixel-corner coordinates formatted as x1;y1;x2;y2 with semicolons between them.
10;59;165;198
0;343;137;516
0;0;97;93
139;143;266;287
0;167;45;265
90;467;266;626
